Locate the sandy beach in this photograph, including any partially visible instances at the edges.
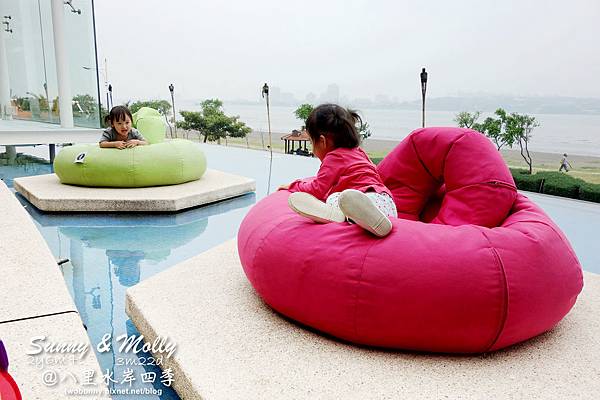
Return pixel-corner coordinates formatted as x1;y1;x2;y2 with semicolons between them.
195;130;600;184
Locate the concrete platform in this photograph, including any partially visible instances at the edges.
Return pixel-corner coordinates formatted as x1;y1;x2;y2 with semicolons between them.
126;240;600;400
0;183;76;321
0;181;108;399
14;169;256;212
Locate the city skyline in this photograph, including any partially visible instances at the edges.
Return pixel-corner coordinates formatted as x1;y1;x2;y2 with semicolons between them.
171;83;600;115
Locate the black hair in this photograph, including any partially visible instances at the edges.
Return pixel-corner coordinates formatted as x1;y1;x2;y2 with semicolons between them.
305;104;362;148
105;105;133;127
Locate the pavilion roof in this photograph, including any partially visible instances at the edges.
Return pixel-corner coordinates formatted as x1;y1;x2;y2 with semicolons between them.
281;130;310;141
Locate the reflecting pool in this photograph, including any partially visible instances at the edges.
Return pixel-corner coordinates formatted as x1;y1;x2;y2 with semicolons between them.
2;142;599;399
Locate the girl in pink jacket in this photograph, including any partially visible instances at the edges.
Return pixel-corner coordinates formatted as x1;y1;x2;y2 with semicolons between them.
281;104;397;237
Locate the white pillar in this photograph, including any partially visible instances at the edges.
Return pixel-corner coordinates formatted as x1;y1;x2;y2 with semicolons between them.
0;22;11;119
51;0;74;128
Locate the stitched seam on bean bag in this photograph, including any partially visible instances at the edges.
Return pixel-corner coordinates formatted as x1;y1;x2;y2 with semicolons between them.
525;219;584;292
439;131;464;182
248;213;298;296
132;147;137;187
352;239;379;342
443;181;517;194
410;134;440;184
480;230;510;352
538;221;582;271
82;154;88;186
503;218;582;266
178;141;185;183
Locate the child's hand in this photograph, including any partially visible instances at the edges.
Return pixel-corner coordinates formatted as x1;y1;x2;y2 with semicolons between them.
278;184;290;191
125;139;147;148
115;141;127;149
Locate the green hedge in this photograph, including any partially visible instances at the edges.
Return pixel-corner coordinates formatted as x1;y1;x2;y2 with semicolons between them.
510;169;600;203
536;171;584;199
579;182;600;203
371;160;600;204
510;169;544;192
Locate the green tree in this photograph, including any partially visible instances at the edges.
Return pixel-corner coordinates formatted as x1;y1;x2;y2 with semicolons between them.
294;103;372;142
15;97;31;111
51;96;59;114
23;93;49;112
37;94;49;112
455;109;517;151
72;94;98;115
478;116;504;150
358;122;372;141
178;99;251;143
488;108;517;151
454;111;481;129
294;103;314;125
504;112;539;174
128;99;172;115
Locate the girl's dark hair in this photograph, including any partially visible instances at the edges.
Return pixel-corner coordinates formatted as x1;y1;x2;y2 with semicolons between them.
305;104;362;148
104;105;133;126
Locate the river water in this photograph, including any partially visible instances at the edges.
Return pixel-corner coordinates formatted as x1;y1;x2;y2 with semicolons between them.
178;102;600;157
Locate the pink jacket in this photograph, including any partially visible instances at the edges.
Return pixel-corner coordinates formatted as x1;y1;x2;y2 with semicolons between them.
288;147;392;201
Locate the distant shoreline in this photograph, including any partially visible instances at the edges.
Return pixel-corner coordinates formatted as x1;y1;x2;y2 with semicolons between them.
213;130;600;184
360;136;600;161
209;96;600;116
241;130;600;160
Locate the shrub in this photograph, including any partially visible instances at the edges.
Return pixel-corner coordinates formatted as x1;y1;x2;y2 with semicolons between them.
373;166;600;204
510;169;543;192
579;182;600;203
536;171;583;199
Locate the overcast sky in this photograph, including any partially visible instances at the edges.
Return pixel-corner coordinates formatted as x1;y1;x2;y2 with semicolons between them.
94;0;600;103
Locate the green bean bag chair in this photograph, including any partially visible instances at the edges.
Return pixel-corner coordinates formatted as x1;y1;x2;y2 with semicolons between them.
54;108;206;187
132;107;166;144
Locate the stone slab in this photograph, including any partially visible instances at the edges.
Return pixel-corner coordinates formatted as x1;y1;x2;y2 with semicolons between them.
126;239;600;400
0;182;77;322
0;180;108;398
0;312;109;399
13;169;256;212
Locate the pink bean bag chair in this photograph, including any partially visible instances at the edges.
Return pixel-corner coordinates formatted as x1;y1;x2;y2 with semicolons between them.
237;127;583;353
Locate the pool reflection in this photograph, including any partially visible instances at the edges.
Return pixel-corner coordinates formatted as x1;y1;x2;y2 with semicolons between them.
18;193;255;399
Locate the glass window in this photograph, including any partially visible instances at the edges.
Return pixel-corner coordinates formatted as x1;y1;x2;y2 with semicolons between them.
1;0;101;128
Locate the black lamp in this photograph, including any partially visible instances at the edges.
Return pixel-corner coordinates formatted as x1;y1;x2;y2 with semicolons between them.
262;82;273;192
420;67;428;128
169;84;176;137
262;83;271;149
3;16;12;33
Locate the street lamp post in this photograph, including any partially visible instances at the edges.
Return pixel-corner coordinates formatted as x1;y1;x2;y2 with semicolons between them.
420;67;428;128
261;83;272;155
169;84;176;138
262;83;273;194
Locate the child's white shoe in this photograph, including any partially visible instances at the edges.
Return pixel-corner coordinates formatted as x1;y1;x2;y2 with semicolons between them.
288;192;346;224
338;189;393;237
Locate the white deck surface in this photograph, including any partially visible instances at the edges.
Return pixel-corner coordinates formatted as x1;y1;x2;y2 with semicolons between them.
0;181;108;399
126;239;600;400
